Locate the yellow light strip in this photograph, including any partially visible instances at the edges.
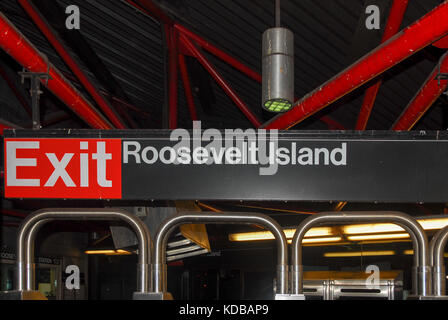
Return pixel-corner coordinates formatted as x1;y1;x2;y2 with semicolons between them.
324;250;395;258
85;249;131;255
343;218;448;235
347;233;410;241
287;236;342;244
404;250;448;258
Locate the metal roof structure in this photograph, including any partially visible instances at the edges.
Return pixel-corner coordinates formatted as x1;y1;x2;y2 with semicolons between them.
1;0;447;132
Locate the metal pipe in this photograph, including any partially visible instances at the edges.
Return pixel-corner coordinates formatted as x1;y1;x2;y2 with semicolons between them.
430;226;448;296
179;53;198;121
0;13;113;129
356;0;409;130
262;1;448;130
168;27;179;129
18;0;127;129
392;52;448;131
291;212;430;296
180;33;262;128
153;212;288;295
24;219;48;291
16;208;152;293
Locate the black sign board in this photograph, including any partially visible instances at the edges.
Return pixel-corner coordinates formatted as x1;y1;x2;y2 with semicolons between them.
3;129;448;202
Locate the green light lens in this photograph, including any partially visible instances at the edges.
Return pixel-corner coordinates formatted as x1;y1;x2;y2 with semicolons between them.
264;99;292;112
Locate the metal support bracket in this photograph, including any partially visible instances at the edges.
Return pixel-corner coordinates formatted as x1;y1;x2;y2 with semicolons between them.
19;69;51;130
274;294;306;300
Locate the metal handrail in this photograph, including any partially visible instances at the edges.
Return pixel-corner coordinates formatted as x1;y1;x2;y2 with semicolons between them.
429;225;448;296
16;208;152;293
153;212;289;295
290;211;431;297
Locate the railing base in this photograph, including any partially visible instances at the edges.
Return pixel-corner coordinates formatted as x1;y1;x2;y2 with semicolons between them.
408;295;448;300
132;292;174;300
0;290;47;300
275;294;306;300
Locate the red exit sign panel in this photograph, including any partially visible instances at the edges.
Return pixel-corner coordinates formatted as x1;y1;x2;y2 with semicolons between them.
4;139;122;199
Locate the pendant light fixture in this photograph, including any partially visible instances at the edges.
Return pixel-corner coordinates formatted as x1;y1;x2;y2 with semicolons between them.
262;0;294;113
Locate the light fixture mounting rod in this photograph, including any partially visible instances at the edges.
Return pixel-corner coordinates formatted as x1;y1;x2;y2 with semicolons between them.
275;0;281;27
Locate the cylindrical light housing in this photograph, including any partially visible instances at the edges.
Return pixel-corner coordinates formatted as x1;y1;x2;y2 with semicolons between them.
262;27;294;112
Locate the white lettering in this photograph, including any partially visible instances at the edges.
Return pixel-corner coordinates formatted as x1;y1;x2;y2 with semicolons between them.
92;142;112;187
6;141;40;187
45;153;75;187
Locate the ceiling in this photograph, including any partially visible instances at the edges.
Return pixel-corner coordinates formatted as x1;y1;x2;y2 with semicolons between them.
1;0;447;131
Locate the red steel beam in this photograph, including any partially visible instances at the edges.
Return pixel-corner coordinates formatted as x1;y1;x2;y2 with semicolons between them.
180;33;262;128
392;52;448;131
18;0;127;129
433;35;448;49
179;54;198;121
356;0;409;130
0;209;27;219
175;24;262;83
263;1;448;130
0;13;113;129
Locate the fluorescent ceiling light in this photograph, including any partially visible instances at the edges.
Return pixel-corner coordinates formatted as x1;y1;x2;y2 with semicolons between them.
404;250;448;257
343;218;448;235
418;218;448;230
343;223;404;235
324;250;395;258
347;233;410;241
229;227;333;242
228;217;448;244
287;236;342;244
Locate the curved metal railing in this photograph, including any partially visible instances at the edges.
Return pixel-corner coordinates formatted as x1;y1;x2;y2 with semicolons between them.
153;212;289;295
290;211;430;297
429;225;448;296
16;208;152;293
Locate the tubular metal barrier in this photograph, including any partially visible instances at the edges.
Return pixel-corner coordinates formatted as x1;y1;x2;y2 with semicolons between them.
430;225;448;296
291;212;431;297
16;208;152;293
153;212;289;296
